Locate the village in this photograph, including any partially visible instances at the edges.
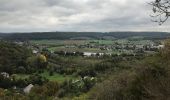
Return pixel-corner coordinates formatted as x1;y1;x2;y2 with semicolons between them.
26;39;164;57
15;39;165;57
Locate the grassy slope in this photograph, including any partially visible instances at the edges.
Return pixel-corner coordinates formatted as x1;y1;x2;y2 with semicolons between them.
40;71;76;82
15;71;76;83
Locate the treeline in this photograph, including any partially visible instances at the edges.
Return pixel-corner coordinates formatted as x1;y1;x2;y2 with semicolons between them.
0;41;32;74
87;40;170;100
0;41;48;74
0;32;170;40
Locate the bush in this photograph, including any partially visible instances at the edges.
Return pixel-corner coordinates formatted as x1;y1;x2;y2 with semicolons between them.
0;41;32;74
0;75;13;89
89;40;170;100
29;81;59;99
78;69;96;78
49;70;54;76
28;74;48;85
89;58;170;100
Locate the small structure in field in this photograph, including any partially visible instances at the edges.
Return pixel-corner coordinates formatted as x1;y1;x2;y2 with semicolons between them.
1;72;9;78
24;84;34;94
83;52;97;57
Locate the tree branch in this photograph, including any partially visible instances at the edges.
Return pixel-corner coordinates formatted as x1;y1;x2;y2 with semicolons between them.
149;0;170;25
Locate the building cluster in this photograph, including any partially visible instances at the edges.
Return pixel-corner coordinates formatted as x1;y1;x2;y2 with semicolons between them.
14;40;165;57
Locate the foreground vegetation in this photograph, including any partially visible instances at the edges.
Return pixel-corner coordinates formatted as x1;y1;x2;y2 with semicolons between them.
0;38;170;100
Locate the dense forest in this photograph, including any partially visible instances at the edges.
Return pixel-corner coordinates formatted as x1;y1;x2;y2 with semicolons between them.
0;32;170;40
0;42;32;74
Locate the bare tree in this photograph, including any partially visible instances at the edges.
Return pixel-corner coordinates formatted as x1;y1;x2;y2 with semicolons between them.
150;0;170;25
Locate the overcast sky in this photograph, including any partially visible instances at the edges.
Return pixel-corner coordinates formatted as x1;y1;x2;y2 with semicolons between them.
0;0;170;32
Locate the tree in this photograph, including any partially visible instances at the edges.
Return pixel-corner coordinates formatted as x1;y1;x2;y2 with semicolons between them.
150;0;170;25
0;41;32;74
37;54;47;69
160;39;170;60
26;54;47;70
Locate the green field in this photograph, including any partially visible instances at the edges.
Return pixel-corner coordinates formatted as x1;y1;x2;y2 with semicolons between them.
31;40;117;45
30;40;88;45
31;39;153;45
15;71;76;83
40;71;76;82
14;74;30;79
90;40;114;44
48;46;108;53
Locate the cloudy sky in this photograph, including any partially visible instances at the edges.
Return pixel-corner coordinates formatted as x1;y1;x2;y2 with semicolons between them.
0;0;170;32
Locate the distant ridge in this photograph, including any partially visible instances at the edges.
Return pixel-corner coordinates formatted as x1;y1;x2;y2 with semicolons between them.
0;32;169;40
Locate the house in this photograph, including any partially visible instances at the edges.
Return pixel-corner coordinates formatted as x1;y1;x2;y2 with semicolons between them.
1;72;9;78
83;52;97;57
32;50;39;54
157;45;165;49
24;84;34;94
136;45;144;49
99;53;104;56
14;41;24;46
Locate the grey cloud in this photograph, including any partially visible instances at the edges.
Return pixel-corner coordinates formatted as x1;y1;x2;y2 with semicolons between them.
0;0;169;32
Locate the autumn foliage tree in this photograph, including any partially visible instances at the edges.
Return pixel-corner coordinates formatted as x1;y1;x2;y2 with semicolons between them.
26;54;47;72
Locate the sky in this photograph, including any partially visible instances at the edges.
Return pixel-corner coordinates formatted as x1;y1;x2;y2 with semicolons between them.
0;0;170;33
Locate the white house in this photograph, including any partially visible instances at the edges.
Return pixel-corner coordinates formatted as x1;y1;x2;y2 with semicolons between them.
24;84;34;94
32;50;38;54
83;52;97;57
157;45;165;49
1;72;9;78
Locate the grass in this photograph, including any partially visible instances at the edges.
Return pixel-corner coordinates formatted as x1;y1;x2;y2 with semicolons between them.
14;71;76;83
131;40;154;45
31;40;63;45
31;40;115;45
115;39;129;44
40;71;76;83
90;40;114;45
14;74;30;79
30;40;87;45
48;46;106;53
48;46;65;51
31;39;154;45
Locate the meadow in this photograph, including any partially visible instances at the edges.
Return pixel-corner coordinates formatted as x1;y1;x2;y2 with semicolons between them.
30;40;88;46
15;71;76;83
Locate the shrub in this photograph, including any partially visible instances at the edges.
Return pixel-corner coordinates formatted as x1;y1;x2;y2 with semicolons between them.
89;58;170;100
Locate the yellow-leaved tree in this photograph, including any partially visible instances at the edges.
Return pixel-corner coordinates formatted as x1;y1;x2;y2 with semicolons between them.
26;54;47;69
